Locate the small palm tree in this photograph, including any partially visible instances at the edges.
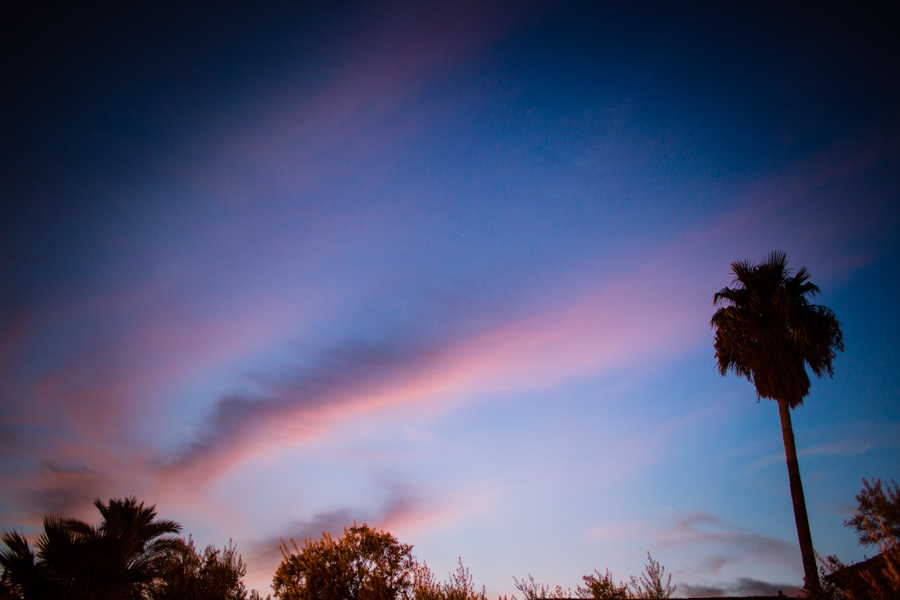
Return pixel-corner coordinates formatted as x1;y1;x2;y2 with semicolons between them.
711;251;843;593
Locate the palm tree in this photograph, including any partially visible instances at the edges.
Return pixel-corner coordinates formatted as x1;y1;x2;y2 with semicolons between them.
64;497;182;599
711;251;843;593
1;497;181;599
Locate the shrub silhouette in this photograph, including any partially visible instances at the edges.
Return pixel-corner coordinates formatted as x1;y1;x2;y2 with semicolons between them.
628;553;674;599
576;569;627;600
512;574;570;600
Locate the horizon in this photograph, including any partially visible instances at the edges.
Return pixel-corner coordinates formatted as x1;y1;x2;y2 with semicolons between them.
2;2;899;598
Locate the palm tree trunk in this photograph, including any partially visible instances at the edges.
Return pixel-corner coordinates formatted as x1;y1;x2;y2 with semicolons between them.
777;399;821;593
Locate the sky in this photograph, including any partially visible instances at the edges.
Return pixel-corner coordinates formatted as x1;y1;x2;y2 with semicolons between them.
2;1;899;597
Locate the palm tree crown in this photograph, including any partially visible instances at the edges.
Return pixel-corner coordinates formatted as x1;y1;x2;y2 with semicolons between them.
711;250;843;408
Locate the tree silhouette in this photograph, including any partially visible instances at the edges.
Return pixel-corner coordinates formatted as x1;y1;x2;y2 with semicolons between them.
150;537;251;600
0;496;181;599
711;251;843;593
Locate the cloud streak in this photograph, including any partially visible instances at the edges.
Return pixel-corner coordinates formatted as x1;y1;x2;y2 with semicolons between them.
157;247;712;486
247;478;465;575
679;577;802;598
657;512;799;579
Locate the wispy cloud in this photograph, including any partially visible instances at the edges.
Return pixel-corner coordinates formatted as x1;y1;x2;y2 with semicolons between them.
246;478;468;575
657;511;799;579
158;337;450;485
747;425;899;473
251;508;357;569
588;511;805;596
679;576;802;598
19;460;114;521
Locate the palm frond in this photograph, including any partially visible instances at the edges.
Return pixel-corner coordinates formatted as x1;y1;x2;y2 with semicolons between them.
711;251;842;408
0;531;34;570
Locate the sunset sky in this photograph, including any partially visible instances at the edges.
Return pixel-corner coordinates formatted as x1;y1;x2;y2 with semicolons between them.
2;2;899;597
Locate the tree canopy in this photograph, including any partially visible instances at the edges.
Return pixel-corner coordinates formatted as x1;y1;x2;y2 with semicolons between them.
273;523;419;600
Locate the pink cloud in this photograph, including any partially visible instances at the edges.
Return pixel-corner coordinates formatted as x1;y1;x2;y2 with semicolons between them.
154;243;714;488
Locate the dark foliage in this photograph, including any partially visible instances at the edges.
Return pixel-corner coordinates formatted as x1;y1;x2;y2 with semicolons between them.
845;478;900;551
576;569;627;600
711;250;843;408
1;497;181;600
149;537;251;600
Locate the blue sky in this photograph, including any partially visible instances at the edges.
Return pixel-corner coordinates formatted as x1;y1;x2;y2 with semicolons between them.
2;1;899;597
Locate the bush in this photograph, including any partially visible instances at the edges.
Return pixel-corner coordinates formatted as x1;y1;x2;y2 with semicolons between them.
628;554;675;600
576;569;627;600
415;559;485;600
512;575;570;600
